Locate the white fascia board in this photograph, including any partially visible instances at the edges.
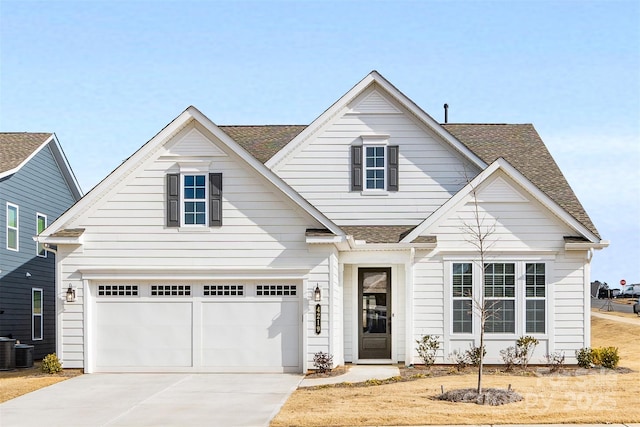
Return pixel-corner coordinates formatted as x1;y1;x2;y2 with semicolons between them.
565;240;610;251
79;267;310;281
306;235;346;244
401;158;601;244
0;135;52;180
266;71;487;172
187;107;344;237
43;109;196;237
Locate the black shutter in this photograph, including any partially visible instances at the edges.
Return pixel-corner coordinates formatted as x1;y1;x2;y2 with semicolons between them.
209;173;222;227
351;145;363;191
166;174;180;227
387;145;399;192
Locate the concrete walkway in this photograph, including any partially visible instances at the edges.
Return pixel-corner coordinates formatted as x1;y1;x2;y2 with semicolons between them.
0;373;302;427
299;364;400;387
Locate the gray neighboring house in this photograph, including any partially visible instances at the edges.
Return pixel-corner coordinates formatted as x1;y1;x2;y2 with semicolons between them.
0;133;82;359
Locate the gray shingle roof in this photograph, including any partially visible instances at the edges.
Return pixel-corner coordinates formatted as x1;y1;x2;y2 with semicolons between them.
442;124;599;238
216;123;599;239
0;133;52;174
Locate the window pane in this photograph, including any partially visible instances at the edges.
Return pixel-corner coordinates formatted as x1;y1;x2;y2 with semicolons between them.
8;206;17;227
33;316;42;340
185;188;195;199
195;175;205;186
8;229;17;249
33;290;42;314
485;299;515;333
526;300;545;333
37;216;46;234
453;300;472;333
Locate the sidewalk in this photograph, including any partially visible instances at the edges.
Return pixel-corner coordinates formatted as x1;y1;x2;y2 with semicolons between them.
591;311;640;325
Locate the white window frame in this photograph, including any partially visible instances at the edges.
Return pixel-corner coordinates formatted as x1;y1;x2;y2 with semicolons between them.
181;174;208;227
451;262;473;334
361;135;389;193
524;262;547;334
32;288;43;341
36;213;47;257
6;203;19;251
484;262;517;334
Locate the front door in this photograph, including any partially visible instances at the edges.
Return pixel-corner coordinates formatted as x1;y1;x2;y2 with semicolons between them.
358;268;391;359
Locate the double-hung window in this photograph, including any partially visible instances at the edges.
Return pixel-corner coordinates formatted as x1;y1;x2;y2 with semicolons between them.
183;175;207;225
6;203;18;251
452;263;473;333
484;263;516;333
351;137;398;192
525;263;546;333
32;289;43;340
166;172;222;228
36;213;47;257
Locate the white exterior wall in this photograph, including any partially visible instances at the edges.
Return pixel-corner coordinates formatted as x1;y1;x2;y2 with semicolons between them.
276;86;480;226
55;123;335;369
409;172;592;365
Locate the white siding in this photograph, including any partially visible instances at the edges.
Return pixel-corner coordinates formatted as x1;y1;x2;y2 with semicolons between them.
56;123;335;370
276;87;480;226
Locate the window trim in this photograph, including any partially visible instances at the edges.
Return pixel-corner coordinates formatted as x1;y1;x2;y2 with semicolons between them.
36;213;47;257
524;262;547;334
181;174;208;227
6;202;19;251
363;145;387;192
452;262;473;334
32;288;43;341
484;262;517;334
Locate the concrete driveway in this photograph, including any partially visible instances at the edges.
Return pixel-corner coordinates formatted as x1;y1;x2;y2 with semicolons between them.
0;373;302;427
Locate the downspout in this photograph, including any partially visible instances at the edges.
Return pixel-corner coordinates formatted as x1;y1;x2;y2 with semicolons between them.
584;248;594;349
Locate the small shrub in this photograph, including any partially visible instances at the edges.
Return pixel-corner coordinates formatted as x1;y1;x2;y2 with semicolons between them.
500;346;517;371
515;335;539;369
41;353;62;374
465;344;486;367
449;349;468;371
312;351;333;373
576;347;593;368
545;351;565;372
575;347;619;369
415;334;440;367
592;346;620;369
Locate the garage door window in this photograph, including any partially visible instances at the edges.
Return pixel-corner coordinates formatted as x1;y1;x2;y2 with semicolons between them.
256;285;297;296
151;285;191;296
98;285;139;296
204;285;244;296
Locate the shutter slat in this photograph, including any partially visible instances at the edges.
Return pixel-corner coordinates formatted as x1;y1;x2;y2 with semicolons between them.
387;145;399;192
209;173;222;226
351;145;363;191
166;174;180;227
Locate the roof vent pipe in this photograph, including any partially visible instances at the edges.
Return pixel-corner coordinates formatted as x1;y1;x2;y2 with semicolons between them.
444;103;449;124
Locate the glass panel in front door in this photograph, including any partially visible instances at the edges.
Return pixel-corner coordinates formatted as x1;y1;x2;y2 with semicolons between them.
362;271;388;334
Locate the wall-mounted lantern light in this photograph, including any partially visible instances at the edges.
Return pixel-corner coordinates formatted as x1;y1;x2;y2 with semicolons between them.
66;284;76;303
314;284;321;302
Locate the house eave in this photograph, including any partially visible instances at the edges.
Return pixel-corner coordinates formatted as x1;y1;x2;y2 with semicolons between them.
565;240;610;251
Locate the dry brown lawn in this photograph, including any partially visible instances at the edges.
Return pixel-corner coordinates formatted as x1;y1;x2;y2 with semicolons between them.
272;314;640;426
0;362;82;403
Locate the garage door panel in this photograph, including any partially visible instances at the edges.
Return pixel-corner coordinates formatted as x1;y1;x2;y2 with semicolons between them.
201;301;299;368
96;302;192;368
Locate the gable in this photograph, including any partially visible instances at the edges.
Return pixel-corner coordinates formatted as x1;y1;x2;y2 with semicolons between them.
165;127;227;157
424;171;577;251
349;89;402;114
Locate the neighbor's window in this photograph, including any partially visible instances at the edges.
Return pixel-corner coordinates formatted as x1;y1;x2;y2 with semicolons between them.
525;263;546;334
452;263;473;333
484;263;516;333
183;174;207;225
36;213;47;257
6;203;18;251
32;289;43;340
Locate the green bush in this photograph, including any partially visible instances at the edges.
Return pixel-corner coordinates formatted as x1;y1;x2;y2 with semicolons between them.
575;347;593;368
41;353;62;374
415;334;440;366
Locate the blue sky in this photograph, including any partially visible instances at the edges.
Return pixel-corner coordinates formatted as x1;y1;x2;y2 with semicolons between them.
1;0;638;287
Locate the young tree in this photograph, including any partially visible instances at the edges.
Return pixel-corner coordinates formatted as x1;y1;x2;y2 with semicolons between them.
460;180;497;395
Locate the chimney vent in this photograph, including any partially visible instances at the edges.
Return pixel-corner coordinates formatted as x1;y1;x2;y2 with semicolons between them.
444;103;449;124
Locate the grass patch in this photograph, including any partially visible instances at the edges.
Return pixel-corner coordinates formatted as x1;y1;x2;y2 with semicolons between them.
271;315;640;426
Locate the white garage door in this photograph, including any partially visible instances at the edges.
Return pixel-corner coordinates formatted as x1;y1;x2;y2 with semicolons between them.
94;283;300;372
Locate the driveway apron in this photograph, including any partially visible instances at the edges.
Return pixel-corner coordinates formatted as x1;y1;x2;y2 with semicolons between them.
0;373;302;427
